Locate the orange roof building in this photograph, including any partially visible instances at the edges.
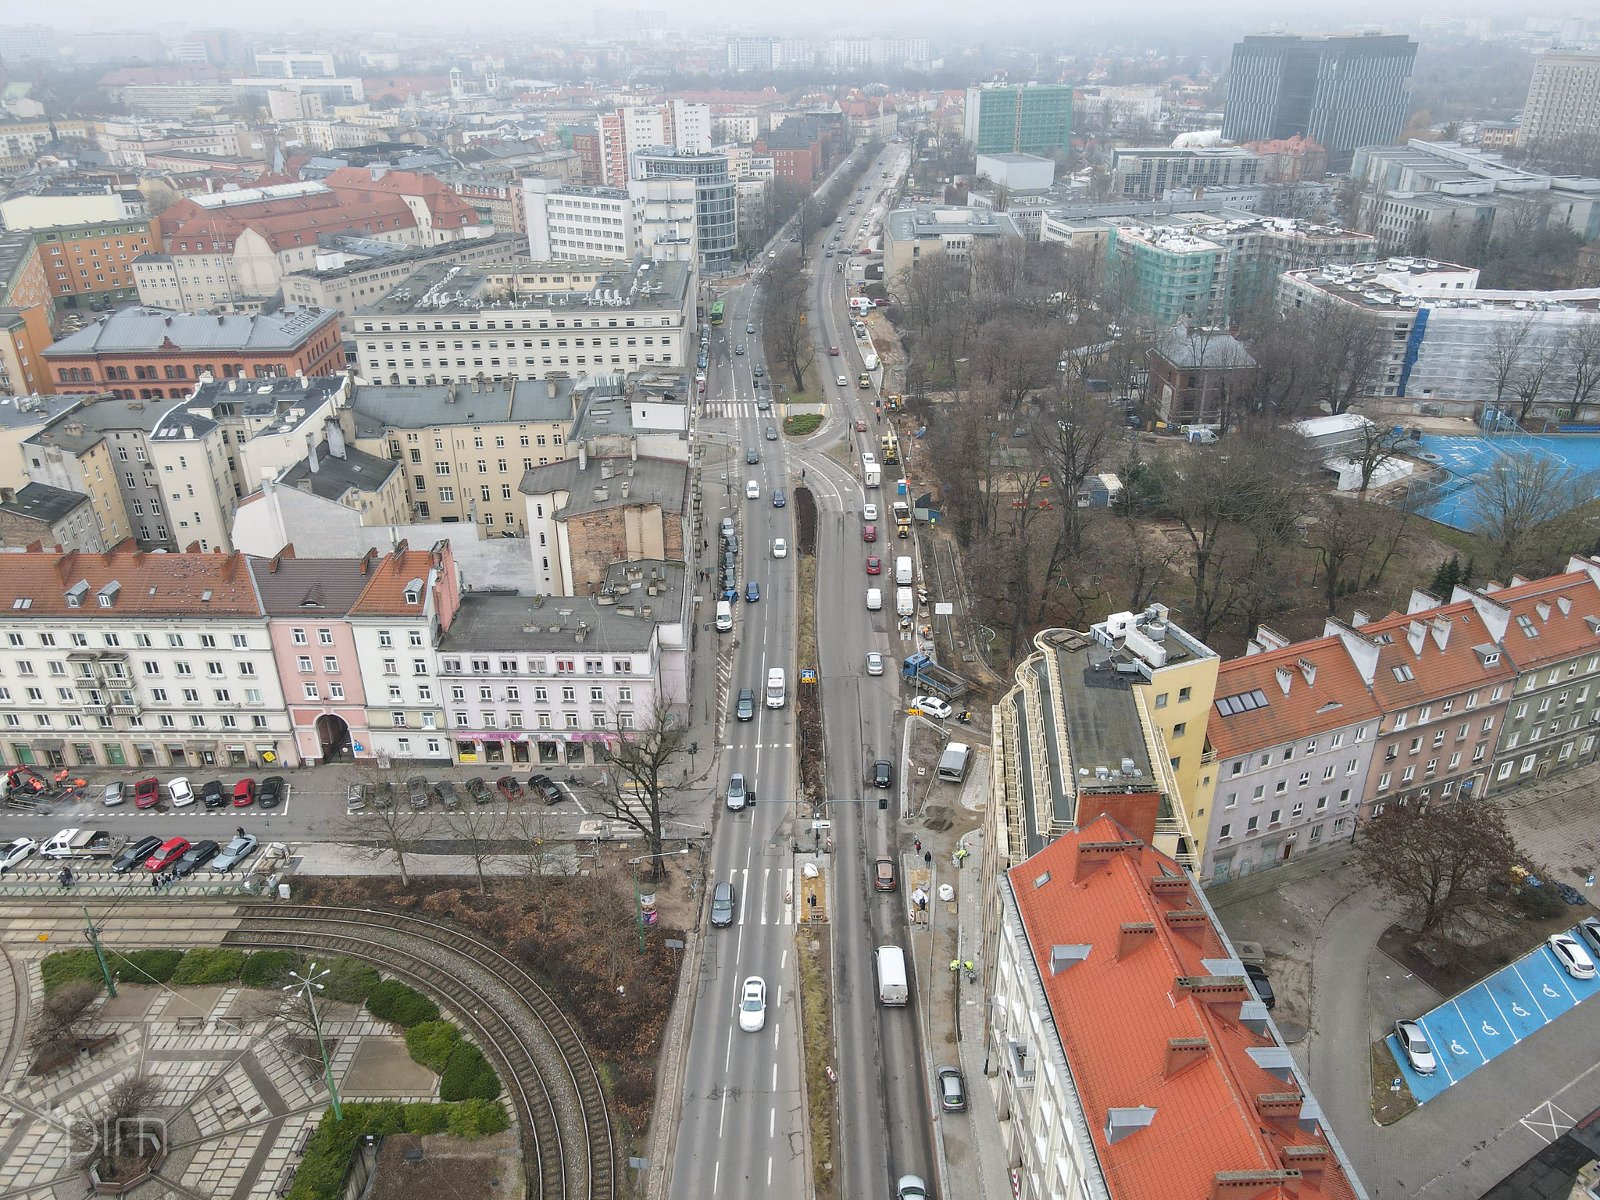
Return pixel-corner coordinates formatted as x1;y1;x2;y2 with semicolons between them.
995;816;1367;1200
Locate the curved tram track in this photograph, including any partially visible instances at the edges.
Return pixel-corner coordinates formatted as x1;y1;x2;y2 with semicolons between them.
224;904;615;1200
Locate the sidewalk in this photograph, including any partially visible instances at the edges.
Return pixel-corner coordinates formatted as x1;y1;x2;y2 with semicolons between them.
906;825;1012;1200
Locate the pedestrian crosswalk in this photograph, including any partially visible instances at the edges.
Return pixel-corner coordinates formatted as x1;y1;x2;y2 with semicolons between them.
701;399;771;420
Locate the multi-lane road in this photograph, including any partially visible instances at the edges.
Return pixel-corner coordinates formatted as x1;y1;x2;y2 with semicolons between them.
670;142;935;1200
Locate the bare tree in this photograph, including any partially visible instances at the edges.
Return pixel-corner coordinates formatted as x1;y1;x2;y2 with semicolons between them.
1307;495;1387;613
28;980;101;1069
337;771;429;886
1358;798;1524;936
1512;336;1564;427
1299;299;1391;415
502;806;566;924
442;803;506;897
1561;315;1600;419
1464;448;1600;578
760;250;813;393
1344;421;1414;496
592;694;690;881
1038;388;1122;561
73;1072;163;1175
1484;314;1535;415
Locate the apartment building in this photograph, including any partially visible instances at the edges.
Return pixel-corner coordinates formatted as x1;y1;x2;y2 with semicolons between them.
350;257;694;387
349;377;580;534
1446;560;1600;789
347;543;461;765
1200;633;1382;882
1518;51;1600;158
630;148;736;265
1110;146;1263;200
0;483;106;553
279;231;524;318
276;431;408;532
1339;600;1514;820
884;206;1024;280
436;558;686;767
28;218;154;313
0;230;54;397
0;546;292;771
43;306;344;398
249;551;373;765
963;84;1074;156
520;451;687;597
991;818;1365;1199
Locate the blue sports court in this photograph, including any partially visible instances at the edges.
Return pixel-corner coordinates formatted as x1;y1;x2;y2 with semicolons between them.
1413;434;1600;531
1387;925;1600;1104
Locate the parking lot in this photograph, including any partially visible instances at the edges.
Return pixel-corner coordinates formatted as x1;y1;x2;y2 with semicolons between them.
1389;926;1600;1103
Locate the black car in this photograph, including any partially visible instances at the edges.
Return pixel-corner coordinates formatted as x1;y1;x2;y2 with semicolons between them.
201;779;228;808
465;777;494;805
111;835;164;874
257;775;286;809
406;775;430;809
872;759;893;789
529;773;562;804
746;447;759;464
173;839;219;878
1243;963;1276;1010
711;881;736;928
373;780;396;810
432;780;461;810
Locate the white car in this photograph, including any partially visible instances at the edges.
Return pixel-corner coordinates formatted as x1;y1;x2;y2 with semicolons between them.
866;651;885;676
837;375;849;387
772;538;788;559
862;503;879;521
0;837;36;872
167;776;196;808
1393;1019;1437;1075
916;695;953;720
1549;932;1597;979
745;479;760;499
738;976;767;1032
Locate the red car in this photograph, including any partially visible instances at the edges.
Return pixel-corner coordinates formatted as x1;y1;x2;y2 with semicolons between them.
866;556;882;575
855;418;868;432
134;776;161;809
146;836;191;872
232;778;257;807
862;524;878;543
496;775;524;802
829;345;840;356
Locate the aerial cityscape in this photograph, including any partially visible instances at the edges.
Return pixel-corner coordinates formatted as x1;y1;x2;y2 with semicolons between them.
2;6;1600;1200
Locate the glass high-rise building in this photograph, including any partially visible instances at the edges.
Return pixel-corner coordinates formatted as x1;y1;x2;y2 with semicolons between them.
963;84;1074;156
1221;33;1416;172
631;148;737;266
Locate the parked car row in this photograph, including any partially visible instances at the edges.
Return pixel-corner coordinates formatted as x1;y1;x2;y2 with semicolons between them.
5;828;265;876
103;775;285;811
348;773;565;812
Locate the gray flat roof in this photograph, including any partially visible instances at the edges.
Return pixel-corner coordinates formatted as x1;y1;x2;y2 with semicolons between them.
44;306;337;357
886;206;1023;243
356;256;691;318
283;231;523;282
349;378;578;436
26;393;194;454
0;393;84;430
440;562;683;654
1051;631;1155;785
519;455;686;520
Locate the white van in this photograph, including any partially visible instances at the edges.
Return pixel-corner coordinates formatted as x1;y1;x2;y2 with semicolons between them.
866;587;883;611
896;587;914;618
876;945;908;1006
937;743;972;782
715;600;733;632
766;667;786;709
894;555;913;585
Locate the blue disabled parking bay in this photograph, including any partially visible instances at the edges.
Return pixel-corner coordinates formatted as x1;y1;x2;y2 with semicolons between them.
1388;927;1600;1104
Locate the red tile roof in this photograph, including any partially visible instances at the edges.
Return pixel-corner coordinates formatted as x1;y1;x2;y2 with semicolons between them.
320;168;480;229
1356;602;1516;708
1009;816;1362;1200
350;549;439;616
1470;569;1600;671
1208;636;1382;757
0;546;261;617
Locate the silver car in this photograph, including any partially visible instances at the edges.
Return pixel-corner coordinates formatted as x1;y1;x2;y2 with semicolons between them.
103;781;126;807
726;773;748;811
212;831;259;872
1393;1019;1437;1075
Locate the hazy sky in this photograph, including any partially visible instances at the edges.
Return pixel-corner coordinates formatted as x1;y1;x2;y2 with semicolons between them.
42;0;1524;36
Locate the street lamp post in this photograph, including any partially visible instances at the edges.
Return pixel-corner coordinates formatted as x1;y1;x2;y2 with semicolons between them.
285;963;343;1121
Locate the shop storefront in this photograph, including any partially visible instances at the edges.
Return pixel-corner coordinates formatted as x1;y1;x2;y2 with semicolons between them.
453;730;615;766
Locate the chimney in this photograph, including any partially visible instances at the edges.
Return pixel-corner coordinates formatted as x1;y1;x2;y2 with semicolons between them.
547;379;557;398
1163;1038;1210;1079
1117;922;1156;959
326;418;347;459
578;444;588;471
306;432;320;474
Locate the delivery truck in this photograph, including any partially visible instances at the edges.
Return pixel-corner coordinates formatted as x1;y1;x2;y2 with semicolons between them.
39;829;115;860
876;945;908;1006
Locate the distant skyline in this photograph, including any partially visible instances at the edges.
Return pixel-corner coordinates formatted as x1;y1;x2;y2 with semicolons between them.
25;0;1536;38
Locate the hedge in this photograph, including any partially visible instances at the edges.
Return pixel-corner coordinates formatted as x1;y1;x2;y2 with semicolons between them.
172;948;247;985
111;949;183;985
241;950;305;988
404;1020;460;1074
438;1040;501;1102
40;949;104;995
364;979;439;1028
445;1098;509;1138
320;958;380;1004
286;1101;508;1200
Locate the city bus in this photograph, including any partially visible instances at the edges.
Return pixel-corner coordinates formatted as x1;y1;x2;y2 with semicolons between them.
710;300;725;326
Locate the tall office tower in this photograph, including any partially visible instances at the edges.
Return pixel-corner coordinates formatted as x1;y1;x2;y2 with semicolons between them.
1518;51;1600;168
1221;33;1417;171
963;84;1074;155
